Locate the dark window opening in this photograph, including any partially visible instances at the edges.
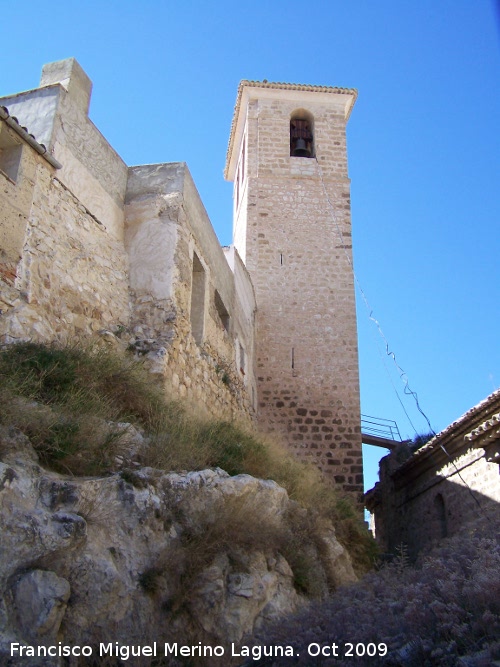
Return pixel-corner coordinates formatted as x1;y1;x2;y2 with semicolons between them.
239;343;246;375
434;493;448;538
234;169;240;209
190;253;206;344
234;137;246;209
241;139;245;182
0;131;22;183
290;118;313;158
214;289;230;332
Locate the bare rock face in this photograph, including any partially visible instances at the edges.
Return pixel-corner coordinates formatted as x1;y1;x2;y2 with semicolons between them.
12;570;71;644
0;426;356;665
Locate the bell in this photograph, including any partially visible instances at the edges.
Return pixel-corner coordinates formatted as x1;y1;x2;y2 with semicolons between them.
292;138;311;157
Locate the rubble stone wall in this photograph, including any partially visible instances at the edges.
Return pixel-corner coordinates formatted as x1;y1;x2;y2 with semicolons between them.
1;62;256;425
125;162;256;422
0;143;129;343
366;407;500;560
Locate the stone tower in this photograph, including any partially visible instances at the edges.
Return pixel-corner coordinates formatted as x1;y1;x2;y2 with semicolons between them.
225;81;363;499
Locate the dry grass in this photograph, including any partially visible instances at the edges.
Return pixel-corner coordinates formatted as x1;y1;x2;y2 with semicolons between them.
0;341;375;575
138;492;343;621
0;341;159;474
153;494;285;606
247;512;500;666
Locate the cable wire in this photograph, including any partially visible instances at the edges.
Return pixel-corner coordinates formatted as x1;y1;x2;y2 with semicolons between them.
314;157;434;436
314;158;488;517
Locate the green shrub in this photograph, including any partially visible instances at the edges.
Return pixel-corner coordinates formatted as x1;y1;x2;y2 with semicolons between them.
410;431;435;451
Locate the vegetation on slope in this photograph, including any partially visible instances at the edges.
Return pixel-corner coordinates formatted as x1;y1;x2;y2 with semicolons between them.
247;512;500;666
0;341;375;578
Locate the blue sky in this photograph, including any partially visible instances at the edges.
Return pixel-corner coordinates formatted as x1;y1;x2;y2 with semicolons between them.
2;1;499;490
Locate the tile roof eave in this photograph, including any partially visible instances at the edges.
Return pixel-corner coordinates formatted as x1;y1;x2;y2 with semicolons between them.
395;388;500;475
0;105;62;169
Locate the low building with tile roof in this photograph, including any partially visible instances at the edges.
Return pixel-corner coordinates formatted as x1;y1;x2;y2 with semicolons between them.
365;388;500;558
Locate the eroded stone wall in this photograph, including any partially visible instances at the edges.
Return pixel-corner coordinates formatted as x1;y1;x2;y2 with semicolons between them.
0;151;129;343
1;60;257;426
125;163;256;423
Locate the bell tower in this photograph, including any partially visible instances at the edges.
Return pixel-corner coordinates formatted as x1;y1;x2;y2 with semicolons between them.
225;81;363;500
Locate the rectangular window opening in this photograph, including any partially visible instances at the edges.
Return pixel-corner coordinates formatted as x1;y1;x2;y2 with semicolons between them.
240;139;245;183
0;130;23;183
214;289;230;333
190;252;206;345
234;170;240;209
239;343;246;375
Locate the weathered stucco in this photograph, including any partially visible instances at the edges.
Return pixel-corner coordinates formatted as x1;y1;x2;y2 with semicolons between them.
125;162;256;421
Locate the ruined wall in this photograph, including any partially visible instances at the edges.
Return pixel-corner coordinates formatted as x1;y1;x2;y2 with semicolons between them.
125;162;256;423
1;59;256;425
366;391;500;559
1;58;127;240
0;124;129;343
226;84;362;499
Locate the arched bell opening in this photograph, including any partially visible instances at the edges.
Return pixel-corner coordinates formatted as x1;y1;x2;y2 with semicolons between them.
290;109;314;158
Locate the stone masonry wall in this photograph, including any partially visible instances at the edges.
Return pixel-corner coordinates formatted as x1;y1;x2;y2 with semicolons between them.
230;88;362;499
2;60;257;427
125;163;256;424
1;150;129;343
367;392;500;559
373;447;499;560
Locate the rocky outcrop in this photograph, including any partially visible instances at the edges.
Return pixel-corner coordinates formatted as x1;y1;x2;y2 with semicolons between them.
0;425;356;666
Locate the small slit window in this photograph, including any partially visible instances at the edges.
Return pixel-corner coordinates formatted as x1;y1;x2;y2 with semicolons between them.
434;493;448;538
234;168;240;209
239;343;246;375
234;135;246;210
240;138;245;183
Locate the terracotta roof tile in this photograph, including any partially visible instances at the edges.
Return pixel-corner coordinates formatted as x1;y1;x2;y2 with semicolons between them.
397;388;500;472
0;105;61;169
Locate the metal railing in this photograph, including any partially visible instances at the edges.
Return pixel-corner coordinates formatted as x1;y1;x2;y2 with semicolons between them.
361;414;402;443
